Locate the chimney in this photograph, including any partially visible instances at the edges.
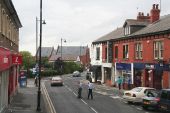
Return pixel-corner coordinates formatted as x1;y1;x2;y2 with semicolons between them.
150;4;160;23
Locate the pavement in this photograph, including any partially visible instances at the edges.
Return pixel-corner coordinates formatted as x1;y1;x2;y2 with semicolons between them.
4;79;47;113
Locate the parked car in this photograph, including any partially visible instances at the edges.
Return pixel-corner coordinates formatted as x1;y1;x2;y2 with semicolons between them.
123;87;156;103
72;71;81;77
51;76;63;86
159;89;170;112
142;90;160;110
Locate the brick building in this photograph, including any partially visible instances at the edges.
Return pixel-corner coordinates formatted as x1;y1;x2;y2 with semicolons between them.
91;4;170;89
0;0;22;112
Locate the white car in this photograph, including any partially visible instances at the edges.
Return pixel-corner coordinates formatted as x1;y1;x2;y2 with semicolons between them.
123;87;156;103
51;76;63;86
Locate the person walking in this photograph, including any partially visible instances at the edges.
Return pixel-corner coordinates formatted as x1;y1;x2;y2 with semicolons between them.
87;81;94;99
78;82;83;98
117;76;122;90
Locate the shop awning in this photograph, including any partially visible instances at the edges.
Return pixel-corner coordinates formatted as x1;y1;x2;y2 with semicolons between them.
0;47;11;71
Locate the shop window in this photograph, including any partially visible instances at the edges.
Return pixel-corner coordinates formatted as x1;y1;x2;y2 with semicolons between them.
123;44;129;59
154;41;163;59
135;43;143;59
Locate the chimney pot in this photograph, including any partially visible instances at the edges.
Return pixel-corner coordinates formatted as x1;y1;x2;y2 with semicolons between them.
141;12;144;16
147;13;149;16
156;4;159;9
153;4;156;9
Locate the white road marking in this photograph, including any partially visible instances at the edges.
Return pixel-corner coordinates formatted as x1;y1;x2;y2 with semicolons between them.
136;107;142;110
90;107;98;113
81;99;88;105
73;92;77;96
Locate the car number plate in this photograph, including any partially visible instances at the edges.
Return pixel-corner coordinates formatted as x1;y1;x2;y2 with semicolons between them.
144;101;149;105
161;105;167;110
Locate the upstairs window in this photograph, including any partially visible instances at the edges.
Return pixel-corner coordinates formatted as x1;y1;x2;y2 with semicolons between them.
135;43;143;59
124;26;130;35
154;41;163;59
105;47;107;61
115;46;118;59
123;44;129;59
96;47;100;60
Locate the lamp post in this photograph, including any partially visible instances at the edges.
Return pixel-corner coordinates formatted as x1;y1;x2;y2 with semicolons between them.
60;38;66;73
60;38;66;60
37;0;43;111
36;17;46;62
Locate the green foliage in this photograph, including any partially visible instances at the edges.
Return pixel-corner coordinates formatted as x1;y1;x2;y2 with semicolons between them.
19;51;36;70
63;62;83;74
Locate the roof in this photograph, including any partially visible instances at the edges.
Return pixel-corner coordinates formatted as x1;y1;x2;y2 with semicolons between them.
57;46;88;56
36;47;54;57
49;46;88;61
123;19;149;27
5;0;22;28
93;27;124;43
131;14;170;37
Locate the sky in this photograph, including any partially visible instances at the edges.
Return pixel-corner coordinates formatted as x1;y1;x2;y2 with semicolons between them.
12;0;170;55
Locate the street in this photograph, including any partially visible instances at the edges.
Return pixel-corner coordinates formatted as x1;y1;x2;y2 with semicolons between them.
43;73;160;113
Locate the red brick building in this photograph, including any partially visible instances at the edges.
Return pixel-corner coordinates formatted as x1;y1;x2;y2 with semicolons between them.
113;4;170;89
92;4;170;89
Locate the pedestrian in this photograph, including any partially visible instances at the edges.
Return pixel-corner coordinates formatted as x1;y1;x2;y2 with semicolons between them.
78;82;83;98
117;76;122;90
34;76;38;87
128;77;131;90
87;81;94;99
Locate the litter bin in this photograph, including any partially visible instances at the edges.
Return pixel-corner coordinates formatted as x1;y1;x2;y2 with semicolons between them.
19;71;27;87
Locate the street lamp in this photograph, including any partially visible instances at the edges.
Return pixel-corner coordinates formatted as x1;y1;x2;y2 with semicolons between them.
60;38;66;74
37;0;43;111
61;38;66;60
36;17;46;62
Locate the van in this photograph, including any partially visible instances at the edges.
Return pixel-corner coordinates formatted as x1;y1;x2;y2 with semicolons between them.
159;89;170;112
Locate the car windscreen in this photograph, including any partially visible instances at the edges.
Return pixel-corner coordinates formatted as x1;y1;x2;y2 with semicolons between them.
131;87;143;92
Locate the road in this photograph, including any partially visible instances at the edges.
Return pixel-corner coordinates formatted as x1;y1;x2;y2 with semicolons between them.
44;73;160;113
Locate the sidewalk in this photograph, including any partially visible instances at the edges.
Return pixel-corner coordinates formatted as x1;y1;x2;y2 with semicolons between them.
4;79;47;113
95;83;125;97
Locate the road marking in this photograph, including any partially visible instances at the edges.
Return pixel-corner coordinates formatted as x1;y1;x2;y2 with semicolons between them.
73;92;77;96
136;107;142;110
90;107;98;113
81;99;88;105
42;83;56;113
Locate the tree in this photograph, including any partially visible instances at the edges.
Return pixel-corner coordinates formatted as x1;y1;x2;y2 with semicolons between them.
19;51;36;70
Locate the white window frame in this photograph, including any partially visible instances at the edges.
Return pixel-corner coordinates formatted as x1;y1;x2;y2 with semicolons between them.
154;41;164;59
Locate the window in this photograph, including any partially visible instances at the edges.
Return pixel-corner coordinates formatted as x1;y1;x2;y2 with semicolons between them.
115;46;118;59
124;26;130;35
154;41;163;59
96;47;100;60
105;47;107;60
135;43;143;59
123;44;129;59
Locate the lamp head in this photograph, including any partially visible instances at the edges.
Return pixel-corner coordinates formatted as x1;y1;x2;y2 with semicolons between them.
42;20;46;24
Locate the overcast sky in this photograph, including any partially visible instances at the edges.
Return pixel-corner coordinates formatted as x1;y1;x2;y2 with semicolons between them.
12;0;170;55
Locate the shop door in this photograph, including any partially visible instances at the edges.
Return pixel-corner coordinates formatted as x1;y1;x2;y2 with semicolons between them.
153;70;162;89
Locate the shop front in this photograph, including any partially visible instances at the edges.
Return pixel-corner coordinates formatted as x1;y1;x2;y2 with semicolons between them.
8;54;22;103
115;63;133;90
144;63;170;89
0;47;11;112
133;63;145;87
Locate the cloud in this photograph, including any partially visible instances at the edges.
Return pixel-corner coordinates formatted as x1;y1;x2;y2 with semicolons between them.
12;0;170;55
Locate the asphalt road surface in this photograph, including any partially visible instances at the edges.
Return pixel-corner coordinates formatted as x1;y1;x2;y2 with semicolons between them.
44;73;160;113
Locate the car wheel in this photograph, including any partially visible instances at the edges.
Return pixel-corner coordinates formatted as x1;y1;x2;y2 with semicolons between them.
127;101;133;104
142;106;147;110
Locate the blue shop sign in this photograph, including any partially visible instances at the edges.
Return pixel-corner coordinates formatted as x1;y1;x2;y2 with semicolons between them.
134;63;145;70
116;63;131;71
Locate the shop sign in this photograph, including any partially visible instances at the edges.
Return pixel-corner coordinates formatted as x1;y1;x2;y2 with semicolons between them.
145;64;155;69
12;54;22;65
0;48;11;71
